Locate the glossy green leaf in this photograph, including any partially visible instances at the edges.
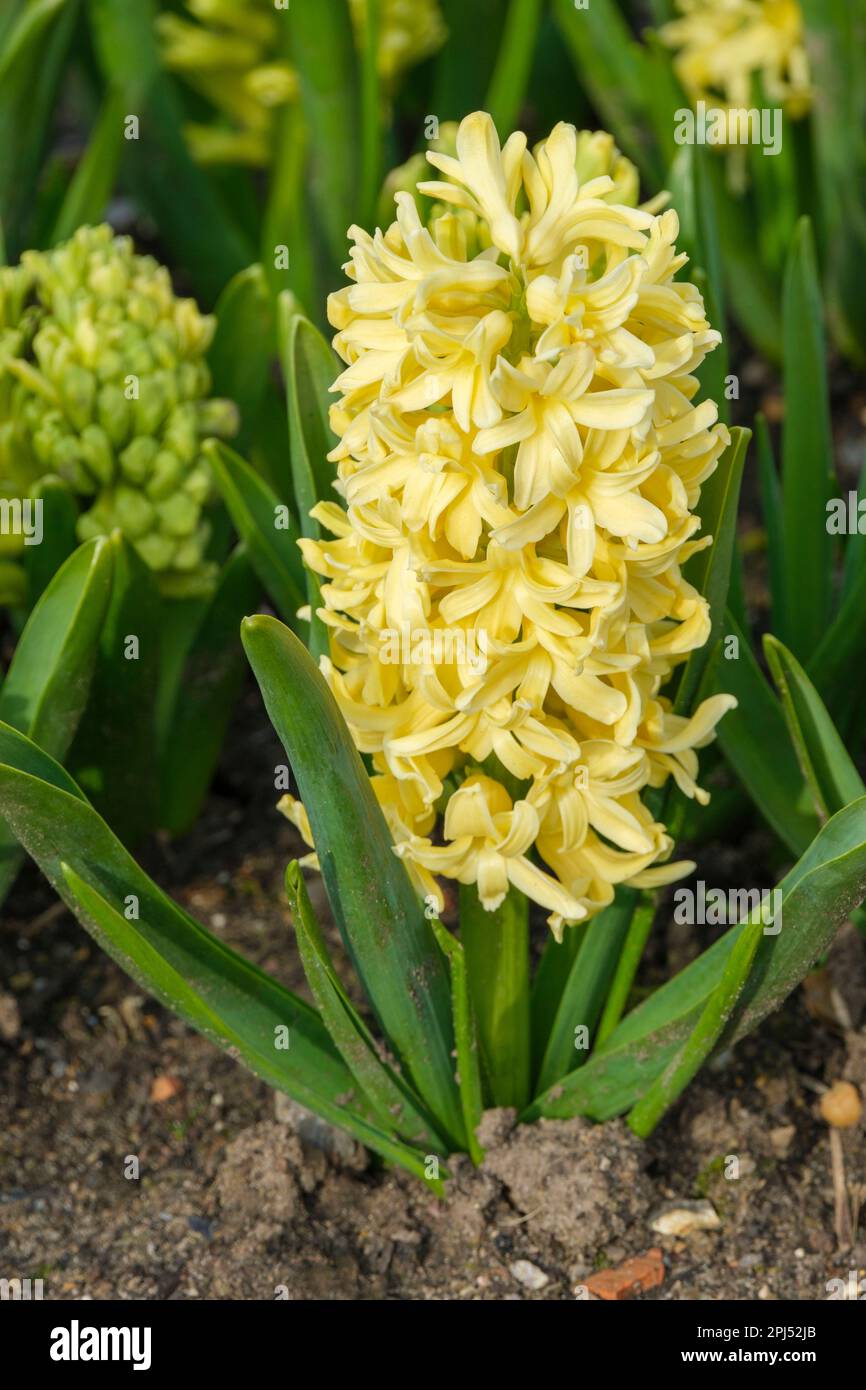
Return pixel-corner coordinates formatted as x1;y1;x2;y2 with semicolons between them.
755;413;784;632
667;144;728;414
459;883;530;1110
278;295;338;520
88;0;251;302
534;888;637;1095
67;535;160;846
63;863;438;1181
22;475;79;607
527;798;866;1121
677;426;749;714
263;103;315;313
158;545;262;836
241;613;465;1147
286;861;447;1160
208;265;275;451
0;721;434;1174
277;296;339;658
800;0;866;362
713;613;817;855
530;922;585;1074
552;0;661;182
841;450;866;601
595;894;657;1047
778;217;835;660
627;911;764;1137
764;635;865;821
206;440;305;626
486;0;543;139
430;917;485;1165
0;538;113;899
291;0;359;266
357;0;382;226
431;0;504;122
50;89;126;246
707;160;781;362
0;0;77;256
747;77;800;278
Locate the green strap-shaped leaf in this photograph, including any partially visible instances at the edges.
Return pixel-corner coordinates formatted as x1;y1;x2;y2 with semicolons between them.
263;104;315;312
552;0;662;183
22;475;79;607
158;545;262;835
285;862;447;1160
800;0;866;363
677;426;749;714
714;613;817;855
291;0;359;267
0;722;434;1175
208;266;275;452
241;613;465;1148
0;537;113;900
841;450;866;602
67;534;160;846
278;296;339;524
595;893;657;1047
430;918;485;1166
706;159;781;363
50;88;126;246
667;144;728;411
807;561;866;741
459;882;530;1111
526;799;866;1122
530;920;586;1073
431;0;503;124
747;76;800;279
88;0;251;302
277;297;338;659
357;0;382;226
778;217;835;660
754;412;784;634
627;912;764;1137
764;635;866;821
0;0;76;256
486;0;544;139
534;888;637;1095
206;440;305;625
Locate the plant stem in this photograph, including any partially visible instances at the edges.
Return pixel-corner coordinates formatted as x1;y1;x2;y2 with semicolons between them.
485;0;543;138
459;883;530;1110
595;894;657;1047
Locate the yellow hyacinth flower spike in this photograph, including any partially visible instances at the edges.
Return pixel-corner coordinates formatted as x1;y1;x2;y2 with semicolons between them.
289;113;736;935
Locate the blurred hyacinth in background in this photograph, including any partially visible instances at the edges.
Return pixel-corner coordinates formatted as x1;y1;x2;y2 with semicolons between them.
157;0;447;167
0;226;237;600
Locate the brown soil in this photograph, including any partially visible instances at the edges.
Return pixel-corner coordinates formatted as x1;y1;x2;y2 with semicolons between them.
1;687;865;1301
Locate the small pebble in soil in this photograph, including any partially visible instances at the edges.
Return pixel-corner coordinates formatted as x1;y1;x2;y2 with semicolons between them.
820;1080;862;1128
0;991;21;1041
150;1075;183;1103
510;1260;550;1291
651;1200;722;1236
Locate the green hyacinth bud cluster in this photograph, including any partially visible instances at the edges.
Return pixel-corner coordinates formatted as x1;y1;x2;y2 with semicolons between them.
0;263;36;602
0;224;238;599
